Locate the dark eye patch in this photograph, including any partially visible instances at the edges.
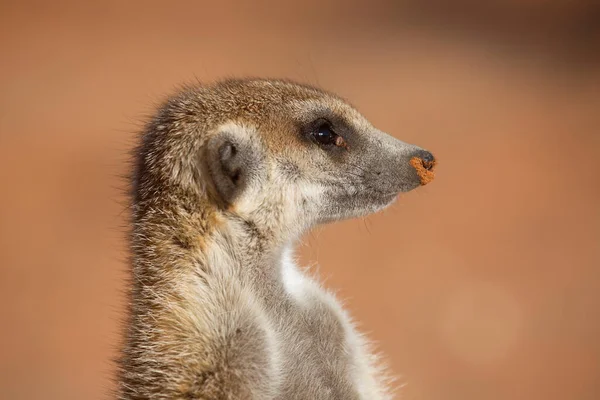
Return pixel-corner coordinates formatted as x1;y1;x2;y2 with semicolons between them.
301;115;353;151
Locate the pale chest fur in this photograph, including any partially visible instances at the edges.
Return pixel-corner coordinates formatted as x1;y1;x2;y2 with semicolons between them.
275;251;385;399
199;245;389;399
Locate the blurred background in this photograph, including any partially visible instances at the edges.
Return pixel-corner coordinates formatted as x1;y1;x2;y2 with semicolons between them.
1;1;599;399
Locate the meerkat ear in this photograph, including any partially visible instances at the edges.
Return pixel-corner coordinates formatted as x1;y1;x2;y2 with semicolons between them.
206;131;261;205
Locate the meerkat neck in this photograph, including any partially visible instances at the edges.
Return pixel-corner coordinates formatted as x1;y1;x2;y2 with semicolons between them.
121;198;291;398
214;215;295;288
130;197;290;295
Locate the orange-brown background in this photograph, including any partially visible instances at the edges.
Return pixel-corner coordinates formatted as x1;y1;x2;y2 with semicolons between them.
1;1;599;399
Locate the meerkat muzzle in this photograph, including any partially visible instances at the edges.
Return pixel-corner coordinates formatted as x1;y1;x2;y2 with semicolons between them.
410;153;436;186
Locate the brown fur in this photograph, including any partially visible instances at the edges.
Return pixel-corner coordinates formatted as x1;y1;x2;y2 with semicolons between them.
117;78;434;399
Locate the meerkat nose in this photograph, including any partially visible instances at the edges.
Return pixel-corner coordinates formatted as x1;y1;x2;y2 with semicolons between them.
409;150;436;186
416;150;435;168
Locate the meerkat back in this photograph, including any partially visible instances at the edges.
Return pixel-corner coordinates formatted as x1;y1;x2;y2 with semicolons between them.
117;78;435;399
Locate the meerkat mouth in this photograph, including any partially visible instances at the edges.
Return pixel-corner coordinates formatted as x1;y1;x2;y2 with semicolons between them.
410;156;437;186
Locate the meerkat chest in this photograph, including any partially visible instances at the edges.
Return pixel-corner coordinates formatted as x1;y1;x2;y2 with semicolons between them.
273;259;363;399
279;256;351;350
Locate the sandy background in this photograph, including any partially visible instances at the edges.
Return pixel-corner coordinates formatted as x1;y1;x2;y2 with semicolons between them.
1;1;599;399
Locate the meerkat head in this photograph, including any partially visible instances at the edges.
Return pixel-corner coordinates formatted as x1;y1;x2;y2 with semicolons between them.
135;79;435;241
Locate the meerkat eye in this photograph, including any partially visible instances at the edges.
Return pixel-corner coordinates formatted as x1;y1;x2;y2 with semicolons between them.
312;123;338;146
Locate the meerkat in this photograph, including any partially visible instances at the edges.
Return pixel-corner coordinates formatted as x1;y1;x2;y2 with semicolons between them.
117;78;436;400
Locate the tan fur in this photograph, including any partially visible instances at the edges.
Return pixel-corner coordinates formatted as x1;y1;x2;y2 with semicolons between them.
117;78;435;399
